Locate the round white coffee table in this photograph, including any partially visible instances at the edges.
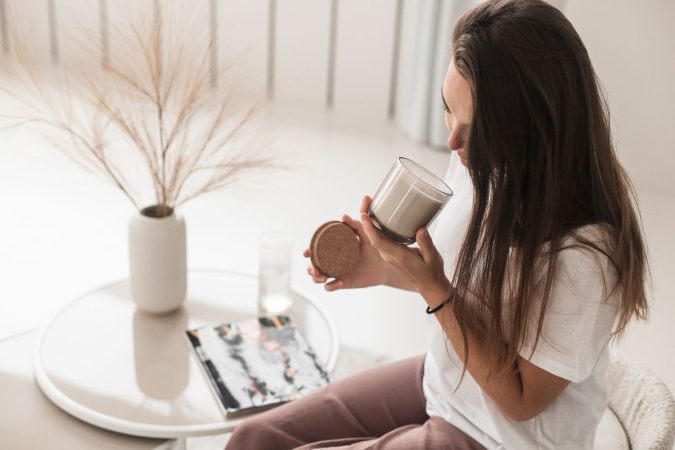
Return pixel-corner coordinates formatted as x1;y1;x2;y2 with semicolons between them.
0;330;164;449
34;270;339;440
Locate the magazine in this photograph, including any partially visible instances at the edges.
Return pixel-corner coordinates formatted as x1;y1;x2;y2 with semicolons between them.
186;315;331;417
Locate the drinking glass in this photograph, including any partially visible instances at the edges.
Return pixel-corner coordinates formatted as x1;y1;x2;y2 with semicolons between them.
257;231;293;316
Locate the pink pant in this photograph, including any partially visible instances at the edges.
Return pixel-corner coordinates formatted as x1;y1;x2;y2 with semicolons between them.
225;355;485;450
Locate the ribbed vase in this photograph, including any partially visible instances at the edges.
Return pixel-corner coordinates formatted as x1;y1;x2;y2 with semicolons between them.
128;206;187;314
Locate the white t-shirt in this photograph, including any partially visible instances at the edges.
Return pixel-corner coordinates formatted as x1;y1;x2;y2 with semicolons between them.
423;153;619;449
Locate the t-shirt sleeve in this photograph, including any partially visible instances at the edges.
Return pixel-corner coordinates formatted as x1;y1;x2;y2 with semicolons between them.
519;244;619;383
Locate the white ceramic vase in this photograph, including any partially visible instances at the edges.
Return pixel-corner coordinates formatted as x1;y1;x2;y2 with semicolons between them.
129;206;187;314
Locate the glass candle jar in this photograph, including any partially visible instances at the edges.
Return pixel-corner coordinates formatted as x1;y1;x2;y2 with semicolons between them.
368;157;452;245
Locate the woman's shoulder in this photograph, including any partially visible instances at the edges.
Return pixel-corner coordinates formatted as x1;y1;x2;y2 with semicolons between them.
565;223;613;244
558;223;615;264
533;224;614;273
554;223;619;301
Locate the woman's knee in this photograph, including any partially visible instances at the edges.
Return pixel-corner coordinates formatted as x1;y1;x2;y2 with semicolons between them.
226;417;268;449
226;414;297;450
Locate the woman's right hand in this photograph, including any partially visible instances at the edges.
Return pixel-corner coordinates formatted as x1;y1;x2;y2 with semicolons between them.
304;198;388;292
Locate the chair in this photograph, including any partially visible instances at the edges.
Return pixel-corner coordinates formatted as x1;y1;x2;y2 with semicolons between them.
600;352;675;450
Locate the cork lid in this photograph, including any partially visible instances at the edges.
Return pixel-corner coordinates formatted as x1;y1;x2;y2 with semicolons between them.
309;221;360;278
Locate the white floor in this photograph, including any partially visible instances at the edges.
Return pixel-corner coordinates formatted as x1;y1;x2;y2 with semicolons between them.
0;101;448;357
0;100;674;429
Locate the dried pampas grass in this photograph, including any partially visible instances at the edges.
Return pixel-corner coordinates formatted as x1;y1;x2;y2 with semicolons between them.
1;3;279;217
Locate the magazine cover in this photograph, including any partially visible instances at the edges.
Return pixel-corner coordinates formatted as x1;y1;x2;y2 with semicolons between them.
186;315;331;417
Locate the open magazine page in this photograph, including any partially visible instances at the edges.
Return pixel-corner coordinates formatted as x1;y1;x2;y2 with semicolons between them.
186;316;330;416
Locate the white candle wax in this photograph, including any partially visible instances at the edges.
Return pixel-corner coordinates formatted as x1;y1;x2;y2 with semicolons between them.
370;175;446;241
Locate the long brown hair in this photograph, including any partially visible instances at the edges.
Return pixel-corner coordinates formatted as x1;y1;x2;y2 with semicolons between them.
446;0;648;378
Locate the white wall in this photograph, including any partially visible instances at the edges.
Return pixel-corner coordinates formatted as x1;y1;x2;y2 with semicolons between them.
1;0;674;397
564;0;675;194
560;0;675;399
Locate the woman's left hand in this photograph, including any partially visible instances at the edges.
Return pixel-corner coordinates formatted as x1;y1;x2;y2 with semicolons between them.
359;196;452;308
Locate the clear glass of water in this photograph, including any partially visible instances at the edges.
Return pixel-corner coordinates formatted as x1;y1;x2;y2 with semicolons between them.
257;231;293;316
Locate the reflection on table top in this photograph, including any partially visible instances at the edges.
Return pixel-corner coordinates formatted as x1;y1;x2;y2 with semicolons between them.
34;270;339;438
0;330;163;449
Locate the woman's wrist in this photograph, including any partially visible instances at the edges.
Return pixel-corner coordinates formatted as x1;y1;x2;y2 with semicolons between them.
382;267;418;292
422;280;454;312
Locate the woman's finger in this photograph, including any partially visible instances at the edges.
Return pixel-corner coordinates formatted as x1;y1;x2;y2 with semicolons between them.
359;212;381;247
415;228;439;265
360;212;409;264
307;265;327;283
342;214;362;232
360;196;372;215
343;214;368;243
303;249;310;258
325;279;344;292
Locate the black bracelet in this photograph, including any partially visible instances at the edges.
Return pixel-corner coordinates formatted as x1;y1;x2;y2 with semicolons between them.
426;296;451;315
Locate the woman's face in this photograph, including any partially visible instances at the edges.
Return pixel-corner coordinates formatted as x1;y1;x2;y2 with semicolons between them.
442;62;473;167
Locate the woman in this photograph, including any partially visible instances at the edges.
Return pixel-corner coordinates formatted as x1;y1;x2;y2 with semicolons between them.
226;0;648;448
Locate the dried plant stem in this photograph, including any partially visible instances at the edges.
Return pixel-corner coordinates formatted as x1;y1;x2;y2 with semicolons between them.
2;4;277;217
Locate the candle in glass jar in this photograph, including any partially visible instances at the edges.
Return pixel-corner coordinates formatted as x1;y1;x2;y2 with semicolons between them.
368;158;452;245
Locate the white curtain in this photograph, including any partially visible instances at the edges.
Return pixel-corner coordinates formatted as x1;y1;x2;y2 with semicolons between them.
395;0;567;149
395;0;480;149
